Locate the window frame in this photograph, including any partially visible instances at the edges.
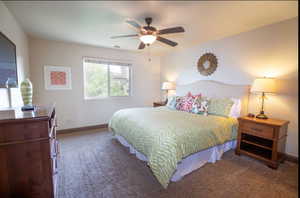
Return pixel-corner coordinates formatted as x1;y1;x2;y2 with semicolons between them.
83;57;132;100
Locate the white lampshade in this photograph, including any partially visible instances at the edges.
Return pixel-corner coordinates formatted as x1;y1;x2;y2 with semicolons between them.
140;35;156;44
161;82;176;90
251;78;277;93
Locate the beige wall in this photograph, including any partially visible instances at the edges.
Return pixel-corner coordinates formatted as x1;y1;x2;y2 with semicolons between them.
0;1;29;107
29;38;161;130
161;18;298;157
3;0;296;156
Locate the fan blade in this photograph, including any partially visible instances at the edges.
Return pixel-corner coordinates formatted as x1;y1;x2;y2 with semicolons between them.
138;42;145;50
126;20;141;29
110;34;139;39
158;26;185;35
157;36;178;47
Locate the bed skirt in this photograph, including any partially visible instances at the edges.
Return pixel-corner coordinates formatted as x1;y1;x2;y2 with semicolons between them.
114;135;237;182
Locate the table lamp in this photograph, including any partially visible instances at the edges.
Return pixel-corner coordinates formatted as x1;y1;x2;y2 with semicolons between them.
251;77;276;119
161;82;176;103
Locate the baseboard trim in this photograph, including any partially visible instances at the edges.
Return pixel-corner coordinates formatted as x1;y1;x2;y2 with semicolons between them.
57;124;108;134
285;154;298;164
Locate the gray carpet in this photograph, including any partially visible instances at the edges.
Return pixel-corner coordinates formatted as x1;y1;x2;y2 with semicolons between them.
57;130;298;198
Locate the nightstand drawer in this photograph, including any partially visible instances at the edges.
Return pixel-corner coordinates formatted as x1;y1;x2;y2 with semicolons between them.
241;122;274;139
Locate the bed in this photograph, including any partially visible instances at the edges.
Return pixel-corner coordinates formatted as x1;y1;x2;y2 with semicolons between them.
109;80;249;188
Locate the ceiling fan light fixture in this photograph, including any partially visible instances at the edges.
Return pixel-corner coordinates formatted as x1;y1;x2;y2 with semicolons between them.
139;35;156;45
111;17;185;49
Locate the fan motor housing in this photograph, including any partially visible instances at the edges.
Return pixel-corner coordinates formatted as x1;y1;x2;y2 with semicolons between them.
141;26;157;35
143;26;157;32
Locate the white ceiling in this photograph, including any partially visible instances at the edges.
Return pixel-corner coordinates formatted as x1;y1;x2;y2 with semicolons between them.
4;1;298;55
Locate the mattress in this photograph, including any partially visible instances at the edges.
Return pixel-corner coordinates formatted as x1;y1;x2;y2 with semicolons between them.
109;106;238;188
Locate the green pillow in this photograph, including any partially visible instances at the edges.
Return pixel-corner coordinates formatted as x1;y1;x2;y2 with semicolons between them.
207;98;234;117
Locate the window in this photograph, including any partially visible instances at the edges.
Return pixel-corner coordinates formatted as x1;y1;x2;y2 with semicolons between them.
83;58;131;99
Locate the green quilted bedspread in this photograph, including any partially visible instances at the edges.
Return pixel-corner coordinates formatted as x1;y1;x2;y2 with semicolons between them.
109;107;238;188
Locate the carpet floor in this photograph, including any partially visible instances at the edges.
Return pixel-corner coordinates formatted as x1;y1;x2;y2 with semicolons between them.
57;130;298;198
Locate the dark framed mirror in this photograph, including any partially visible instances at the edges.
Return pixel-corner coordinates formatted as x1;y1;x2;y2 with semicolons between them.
0;31;18;88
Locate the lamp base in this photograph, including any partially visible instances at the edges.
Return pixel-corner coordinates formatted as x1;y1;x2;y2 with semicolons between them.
256;111;268;119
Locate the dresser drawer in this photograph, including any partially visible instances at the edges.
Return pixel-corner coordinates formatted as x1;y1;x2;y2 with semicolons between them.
241;121;274;139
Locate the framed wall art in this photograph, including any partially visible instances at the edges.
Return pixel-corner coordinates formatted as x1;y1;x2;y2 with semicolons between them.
44;66;72;90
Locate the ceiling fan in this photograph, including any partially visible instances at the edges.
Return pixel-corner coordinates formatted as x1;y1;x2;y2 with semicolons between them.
110;17;185;50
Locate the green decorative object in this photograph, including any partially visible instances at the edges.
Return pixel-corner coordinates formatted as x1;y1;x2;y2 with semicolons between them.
20;78;33;106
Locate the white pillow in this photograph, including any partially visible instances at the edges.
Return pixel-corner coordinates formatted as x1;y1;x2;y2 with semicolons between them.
166;96;177;109
229;98;241;118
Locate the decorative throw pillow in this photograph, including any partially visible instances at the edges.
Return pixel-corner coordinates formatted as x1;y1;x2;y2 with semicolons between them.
228;98;241;118
207;98;234;117
166;96;178;109
175;96;184;110
192;93;202;99
176;92;195;112
191;96;209;116
186;92;193;97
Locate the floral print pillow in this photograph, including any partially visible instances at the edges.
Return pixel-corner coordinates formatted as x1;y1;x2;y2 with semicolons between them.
175;96;184;110
191;96;209;115
176;92;200;112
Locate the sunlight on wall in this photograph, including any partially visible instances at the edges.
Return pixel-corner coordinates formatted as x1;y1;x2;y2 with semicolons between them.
244;60;297;79
249;94;291;115
165;73;178;82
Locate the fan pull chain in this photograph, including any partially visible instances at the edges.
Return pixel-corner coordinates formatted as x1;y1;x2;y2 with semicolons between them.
147;44;151;62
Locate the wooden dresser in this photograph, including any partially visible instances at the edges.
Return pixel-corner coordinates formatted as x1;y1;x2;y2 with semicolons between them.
236;116;289;169
0;104;58;198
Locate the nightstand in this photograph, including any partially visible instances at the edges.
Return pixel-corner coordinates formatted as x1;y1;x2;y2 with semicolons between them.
236;116;289;169
153;101;166;107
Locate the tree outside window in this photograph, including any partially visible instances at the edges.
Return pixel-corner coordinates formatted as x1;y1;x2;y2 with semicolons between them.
83;59;131;99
